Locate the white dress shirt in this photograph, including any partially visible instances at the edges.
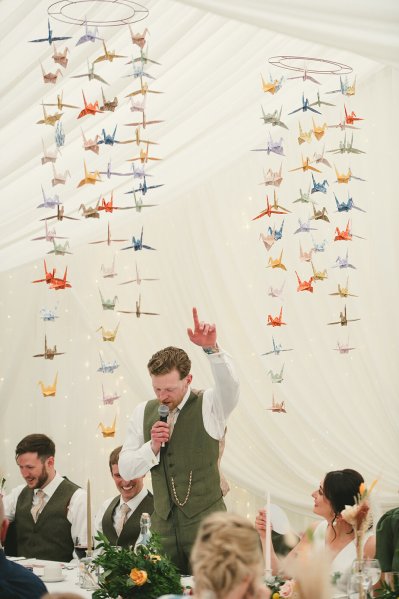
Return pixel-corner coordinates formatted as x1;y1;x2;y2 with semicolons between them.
4;472;88;549
119;349;239;480
94;487;149;535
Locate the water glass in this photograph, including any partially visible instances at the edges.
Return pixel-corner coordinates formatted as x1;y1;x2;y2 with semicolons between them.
347;571;371;599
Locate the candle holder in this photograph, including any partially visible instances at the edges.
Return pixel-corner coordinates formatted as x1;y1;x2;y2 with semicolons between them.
79;554;99;590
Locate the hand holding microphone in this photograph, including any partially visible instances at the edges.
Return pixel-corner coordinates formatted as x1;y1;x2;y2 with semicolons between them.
158;404;169;448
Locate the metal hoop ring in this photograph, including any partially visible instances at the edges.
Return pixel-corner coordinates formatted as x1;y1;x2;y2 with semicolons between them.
268;55;352;75
48;0;149;27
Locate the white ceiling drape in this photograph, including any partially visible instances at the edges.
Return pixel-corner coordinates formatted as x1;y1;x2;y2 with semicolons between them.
0;0;398;528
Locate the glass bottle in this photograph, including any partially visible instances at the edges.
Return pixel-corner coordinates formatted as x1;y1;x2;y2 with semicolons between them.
134;512;152;552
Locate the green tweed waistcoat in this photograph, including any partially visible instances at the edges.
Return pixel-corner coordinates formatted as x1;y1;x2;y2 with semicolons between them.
143;390;223;519
14;478;79;562
102;492;154;547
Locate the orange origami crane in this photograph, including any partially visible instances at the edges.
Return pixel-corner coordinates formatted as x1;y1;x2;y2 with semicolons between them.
99;416;116;438
38;373;58;397
295;271;314;292
267;307;286;327
127;142;161;164
32;260;71;290
334;220;364;241
252;195;287;221
290;155;321;174
261;74;284;94
344;104;363;125
77;91;103;119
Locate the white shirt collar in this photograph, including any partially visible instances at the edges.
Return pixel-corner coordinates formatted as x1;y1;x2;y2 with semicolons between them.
34;471;64;499
176;385;191;411
119;487;148;513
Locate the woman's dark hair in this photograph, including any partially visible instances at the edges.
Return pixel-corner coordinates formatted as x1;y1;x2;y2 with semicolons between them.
323;469;364;520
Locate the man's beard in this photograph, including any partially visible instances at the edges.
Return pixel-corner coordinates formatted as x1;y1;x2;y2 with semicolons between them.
35;464;49;489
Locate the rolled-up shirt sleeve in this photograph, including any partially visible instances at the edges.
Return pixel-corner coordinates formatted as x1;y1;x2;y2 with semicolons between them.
119;402;159;480
203;350;240;439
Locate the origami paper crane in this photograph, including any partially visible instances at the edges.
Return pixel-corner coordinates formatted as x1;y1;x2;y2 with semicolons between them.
295;271;314;292
41;63;63;85
334;193;366;213
311;173;329;194
118;293;159;317
51;43;69;68
267;250;287;271
267;281;285;299
267;395;287;413
312;118;328;141
37;103;63;126
93;40;127;64
129;26;149;49
311;237;328;253
297;122;313;145
328;119;359;131
259;165;283;187
294;219;317;234
289;155;321;174
327;305;360;326
43;92;78;111
334;166;365;184
101;384;120;406
288;94;321;115
96;323;120;342
119;262;159;286
262;336;292;356
267;307;286;327
101;257;117;279
344;105;363;125
47;240;72;256
54;122;65;148
97;353;119;374
333;250;356;269
333;339;356;354
32;261;71;290
71;60;109;85
99;417;116;438
133;175;164;196
100;161;134;179
75;19;102;45
81;129;100;154
77;162;102;187
127;142;161;164
130;45;160;67
268;364;285;384
310;91;335;108
261;221;284;251
261;74;284;94
288;67;320;84
311;260;328;281
125;188;158;212
252;134;285;156
328;133;365;155
41;139;60;164
334;220;365;241
97;126;133;146
125;111;164;129
294;187;312;204
329;277;357;297
260;106;288;129
120;227;156;251
31;220;67;242
312;147;332;169
40;205;79;222
39;306;59;321
51;164;70;186
90;223;127;246
30;20;72;44
79;201;100;218
125;62;155;80
37;186;62;209
129;95;146;113
38;373;58;397
327;76;356;96
98;193;135;213
100;88;118;112
77;91;104;118
299;242;313;262
99;290;118;311
125;78;162;98
33;335;64;360
311;204;330;223
252;195;287;221
129;126;158;147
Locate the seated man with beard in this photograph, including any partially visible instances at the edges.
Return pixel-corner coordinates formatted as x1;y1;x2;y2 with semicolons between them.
3;434;87;562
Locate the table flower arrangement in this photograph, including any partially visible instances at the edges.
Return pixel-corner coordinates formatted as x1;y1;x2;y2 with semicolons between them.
92;532;182;599
265;575;298;599
341;480;377;562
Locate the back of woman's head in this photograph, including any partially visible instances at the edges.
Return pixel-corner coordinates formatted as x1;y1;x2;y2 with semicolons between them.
323;469;364;516
191;512;263;599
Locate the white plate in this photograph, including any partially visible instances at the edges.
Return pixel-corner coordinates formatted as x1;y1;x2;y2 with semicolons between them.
41;576;65;582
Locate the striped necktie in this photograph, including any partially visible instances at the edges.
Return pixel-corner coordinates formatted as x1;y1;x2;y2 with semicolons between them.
115;503;130;536
167;408;179;437
31;489;46;523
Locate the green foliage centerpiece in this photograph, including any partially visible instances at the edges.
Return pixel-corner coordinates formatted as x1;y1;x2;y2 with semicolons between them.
92;532;182;599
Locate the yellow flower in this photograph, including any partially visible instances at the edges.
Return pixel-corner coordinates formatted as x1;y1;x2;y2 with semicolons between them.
272;593;280;599
149;554;161;562
129;568;148;586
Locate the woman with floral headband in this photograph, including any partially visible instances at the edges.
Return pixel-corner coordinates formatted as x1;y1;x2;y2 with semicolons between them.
255;469;376;591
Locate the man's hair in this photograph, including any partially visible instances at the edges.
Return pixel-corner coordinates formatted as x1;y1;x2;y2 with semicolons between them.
109;446;122;473
15;434;55;462
147;346;191;379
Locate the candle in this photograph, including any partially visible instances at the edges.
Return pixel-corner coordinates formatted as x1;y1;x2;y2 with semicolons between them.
87;480;92;554
265;491;271;575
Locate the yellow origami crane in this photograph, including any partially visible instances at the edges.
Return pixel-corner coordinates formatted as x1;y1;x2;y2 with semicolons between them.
77;161;102;187
99;416;116;438
311;261;328;281
267;249;287;271
93;40;126;63
96;323;120;342
37;103;63;126
298;122;312;145
290;155;321;174
312;118;328;141
38;373;58;397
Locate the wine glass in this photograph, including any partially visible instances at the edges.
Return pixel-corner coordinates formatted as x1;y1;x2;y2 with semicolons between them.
347;571;371;599
363;559;381;585
74;537;88;560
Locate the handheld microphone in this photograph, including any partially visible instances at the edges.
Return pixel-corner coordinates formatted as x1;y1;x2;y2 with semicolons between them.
158;404;169;448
